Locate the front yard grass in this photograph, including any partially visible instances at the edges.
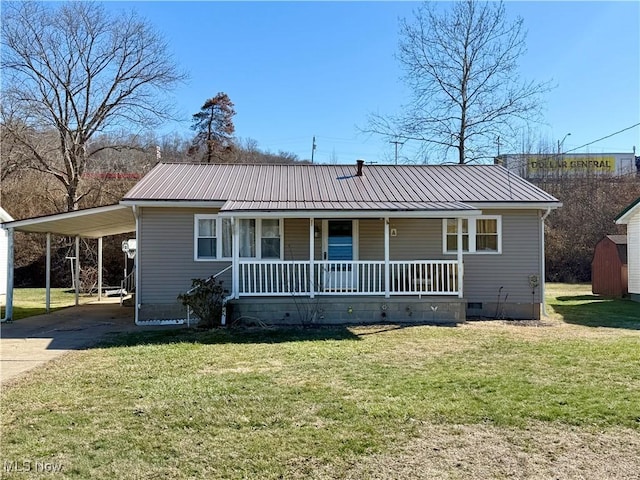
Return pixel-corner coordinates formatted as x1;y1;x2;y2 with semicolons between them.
1;285;639;478
1;288;94;321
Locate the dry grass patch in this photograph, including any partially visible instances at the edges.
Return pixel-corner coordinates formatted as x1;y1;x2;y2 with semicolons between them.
314;423;640;480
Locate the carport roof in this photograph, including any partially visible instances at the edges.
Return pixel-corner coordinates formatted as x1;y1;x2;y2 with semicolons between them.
1;204;135;238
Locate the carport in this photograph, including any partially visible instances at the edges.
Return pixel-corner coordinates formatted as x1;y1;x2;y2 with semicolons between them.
1;204;136;322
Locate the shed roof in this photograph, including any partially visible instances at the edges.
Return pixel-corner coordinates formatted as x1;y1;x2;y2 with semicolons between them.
123;163;560;209
606;235;628;245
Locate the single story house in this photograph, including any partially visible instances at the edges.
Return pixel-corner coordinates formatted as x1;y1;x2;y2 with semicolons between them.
2;161;561;324
0;207;14;296
616;197;640;302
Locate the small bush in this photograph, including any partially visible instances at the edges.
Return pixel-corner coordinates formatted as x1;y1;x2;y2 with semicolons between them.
177;278;228;328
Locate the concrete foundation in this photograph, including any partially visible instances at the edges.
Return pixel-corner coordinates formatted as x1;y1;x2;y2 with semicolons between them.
466;302;541;320
139;302;186;322
228;296;466;326
138;298;543;323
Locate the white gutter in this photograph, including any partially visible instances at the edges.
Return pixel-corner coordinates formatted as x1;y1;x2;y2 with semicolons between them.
540;207;552;316
133;205;142;326
120;200;226;208
467;202;562;210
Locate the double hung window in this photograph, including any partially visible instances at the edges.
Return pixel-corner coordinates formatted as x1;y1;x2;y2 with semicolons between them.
443;216;501;254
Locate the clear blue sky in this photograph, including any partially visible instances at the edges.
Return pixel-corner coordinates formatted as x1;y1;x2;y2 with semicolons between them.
107;1;640;164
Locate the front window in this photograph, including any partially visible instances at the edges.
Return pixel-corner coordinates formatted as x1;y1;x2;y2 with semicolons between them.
239;219;256;257
197;217;281;260
476;218;499;252
221;218;233;258
196;217;217;259
445;219;469;253
443;216;501;254
261;219;281;258
194;214;232;260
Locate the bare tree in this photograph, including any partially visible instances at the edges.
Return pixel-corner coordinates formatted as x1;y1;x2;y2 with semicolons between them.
368;0;551;164
1;2;186;211
190;93;236;163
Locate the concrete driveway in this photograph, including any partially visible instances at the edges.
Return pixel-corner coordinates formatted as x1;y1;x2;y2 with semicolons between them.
1;301;161;385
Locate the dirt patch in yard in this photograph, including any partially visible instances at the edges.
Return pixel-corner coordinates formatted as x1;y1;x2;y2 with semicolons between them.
302;423;640;480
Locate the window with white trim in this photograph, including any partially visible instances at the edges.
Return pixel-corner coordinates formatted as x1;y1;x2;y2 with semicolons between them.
445;218;469;253
194;214;233;261
443;216;502;254
239;218;283;259
195;215;283;260
261;219;281;259
196;216;217;259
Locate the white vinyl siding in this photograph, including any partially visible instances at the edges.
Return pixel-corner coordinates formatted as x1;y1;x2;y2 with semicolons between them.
628;211;640;295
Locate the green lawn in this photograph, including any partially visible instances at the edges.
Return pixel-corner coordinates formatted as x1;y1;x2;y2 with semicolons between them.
1;288;94;321
546;283;640;329
1;285;639;478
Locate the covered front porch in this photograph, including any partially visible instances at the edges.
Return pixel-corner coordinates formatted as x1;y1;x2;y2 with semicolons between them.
218;203;482;307
222;213;469;324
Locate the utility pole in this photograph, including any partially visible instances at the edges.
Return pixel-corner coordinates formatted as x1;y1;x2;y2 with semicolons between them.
389;140;404;165
311;136;317;164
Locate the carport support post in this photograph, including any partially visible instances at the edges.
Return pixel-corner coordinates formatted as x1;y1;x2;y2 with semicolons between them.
75;236;80;306
97;237;103;301
45;233;51;313
4;228;14;321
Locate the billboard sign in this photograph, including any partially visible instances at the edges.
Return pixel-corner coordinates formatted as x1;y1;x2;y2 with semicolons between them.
527;155;616;174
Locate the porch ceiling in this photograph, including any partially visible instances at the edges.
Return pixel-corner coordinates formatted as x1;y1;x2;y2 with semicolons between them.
1;204;135;238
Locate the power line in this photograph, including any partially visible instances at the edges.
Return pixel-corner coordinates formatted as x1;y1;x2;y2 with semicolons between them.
564;122;640;154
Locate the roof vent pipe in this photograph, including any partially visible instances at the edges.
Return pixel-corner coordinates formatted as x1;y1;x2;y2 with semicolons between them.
356;159;364;176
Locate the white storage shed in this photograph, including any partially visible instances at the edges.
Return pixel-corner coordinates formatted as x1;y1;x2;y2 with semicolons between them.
616;197;640;302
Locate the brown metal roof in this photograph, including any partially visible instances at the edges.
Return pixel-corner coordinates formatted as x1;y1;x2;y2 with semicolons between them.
123;163;559;208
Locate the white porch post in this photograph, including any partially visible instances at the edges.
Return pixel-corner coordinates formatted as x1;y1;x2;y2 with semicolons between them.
75;235;80;306
232;217;239;299
45;233;51;313
133;205;141;325
309;218;315;299
540;208;551;316
457;217;464;298
97;237;103;301
3;228;14;321
384;217;390;298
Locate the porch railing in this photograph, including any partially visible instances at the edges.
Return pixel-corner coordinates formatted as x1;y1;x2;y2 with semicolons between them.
238;260;458;296
119;269;136;305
